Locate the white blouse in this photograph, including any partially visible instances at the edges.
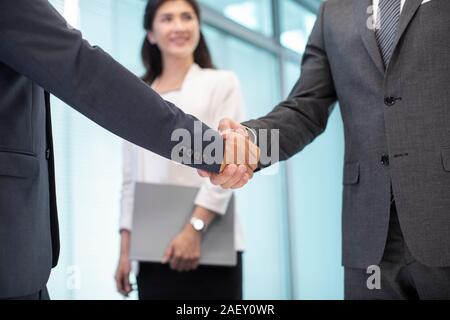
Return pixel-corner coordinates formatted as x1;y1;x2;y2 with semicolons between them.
119;64;246;251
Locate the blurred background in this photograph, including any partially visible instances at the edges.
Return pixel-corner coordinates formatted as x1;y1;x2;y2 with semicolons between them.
47;0;345;300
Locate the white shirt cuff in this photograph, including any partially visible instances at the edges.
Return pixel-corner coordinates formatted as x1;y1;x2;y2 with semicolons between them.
194;185;233;215
244;125;257;145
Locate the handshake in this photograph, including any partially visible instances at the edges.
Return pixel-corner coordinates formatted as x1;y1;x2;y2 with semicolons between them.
198;118;261;189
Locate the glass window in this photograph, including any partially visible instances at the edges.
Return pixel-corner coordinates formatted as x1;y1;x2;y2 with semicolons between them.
280;0;317;54
283;60;345;300
283;58;301;96
199;0;273;36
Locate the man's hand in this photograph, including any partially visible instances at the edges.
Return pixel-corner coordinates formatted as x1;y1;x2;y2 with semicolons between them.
218;118;249;138
162;224;202;272
221;131;259;170
198;118;260;189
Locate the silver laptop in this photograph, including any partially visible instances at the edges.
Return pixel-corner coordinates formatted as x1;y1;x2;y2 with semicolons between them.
129;182;236;266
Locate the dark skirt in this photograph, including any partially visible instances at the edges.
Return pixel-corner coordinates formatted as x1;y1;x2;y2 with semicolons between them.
137;252;243;300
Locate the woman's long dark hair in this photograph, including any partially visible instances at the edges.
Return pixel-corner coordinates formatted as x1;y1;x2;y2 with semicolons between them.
141;0;214;84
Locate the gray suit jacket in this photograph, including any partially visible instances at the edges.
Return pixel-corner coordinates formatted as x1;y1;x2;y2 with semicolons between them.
244;0;450;268
0;0;221;298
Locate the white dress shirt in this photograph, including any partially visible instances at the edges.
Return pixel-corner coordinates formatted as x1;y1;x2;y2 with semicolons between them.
120;64;246;251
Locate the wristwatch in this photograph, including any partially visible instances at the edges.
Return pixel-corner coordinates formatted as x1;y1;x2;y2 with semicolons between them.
190;217;207;233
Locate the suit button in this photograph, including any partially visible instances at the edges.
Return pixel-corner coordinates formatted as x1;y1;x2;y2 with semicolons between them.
381;154;390;166
384;97;396;106
46;149;51;160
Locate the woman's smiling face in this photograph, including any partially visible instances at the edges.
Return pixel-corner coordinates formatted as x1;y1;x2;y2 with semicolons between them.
148;0;200;60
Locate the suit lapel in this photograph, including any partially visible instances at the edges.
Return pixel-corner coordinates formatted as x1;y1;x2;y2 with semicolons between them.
354;0;385;75
390;0;423;59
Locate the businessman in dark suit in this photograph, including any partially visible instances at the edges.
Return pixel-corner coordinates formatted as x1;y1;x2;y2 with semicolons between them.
204;0;450;299
0;0;258;299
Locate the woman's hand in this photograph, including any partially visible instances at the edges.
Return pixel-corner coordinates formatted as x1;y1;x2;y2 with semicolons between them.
115;254;132;296
115;230;132;296
162;224;202;272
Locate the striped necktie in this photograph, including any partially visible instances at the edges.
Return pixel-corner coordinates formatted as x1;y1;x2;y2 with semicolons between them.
375;0;402;66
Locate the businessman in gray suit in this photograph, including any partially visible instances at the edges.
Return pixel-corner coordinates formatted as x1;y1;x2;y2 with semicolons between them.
204;0;450;299
0;0;257;300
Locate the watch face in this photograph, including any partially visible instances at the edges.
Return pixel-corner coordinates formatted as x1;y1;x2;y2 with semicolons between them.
193;219;205;231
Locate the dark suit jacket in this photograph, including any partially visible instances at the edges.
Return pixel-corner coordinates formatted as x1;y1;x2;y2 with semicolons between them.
0;0;221;298
244;0;450;268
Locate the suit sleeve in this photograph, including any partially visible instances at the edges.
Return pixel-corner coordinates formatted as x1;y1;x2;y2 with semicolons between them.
0;0;222;173
242;2;337;169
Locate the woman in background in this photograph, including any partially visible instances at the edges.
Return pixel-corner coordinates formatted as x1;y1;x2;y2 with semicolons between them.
114;0;246;300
